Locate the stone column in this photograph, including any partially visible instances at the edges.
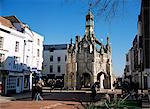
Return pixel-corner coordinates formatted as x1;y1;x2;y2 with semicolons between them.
64;63;69;89
73;63;77;90
93;75;97;83
100;74;104;89
30;73;33;91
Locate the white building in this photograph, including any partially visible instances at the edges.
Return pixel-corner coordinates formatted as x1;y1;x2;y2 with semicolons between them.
0;16;43;95
42;44;67;81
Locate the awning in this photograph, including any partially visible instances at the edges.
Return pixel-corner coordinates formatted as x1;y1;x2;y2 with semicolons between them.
23;70;32;75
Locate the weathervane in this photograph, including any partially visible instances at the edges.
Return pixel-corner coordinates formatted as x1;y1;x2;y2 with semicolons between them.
88;3;92;12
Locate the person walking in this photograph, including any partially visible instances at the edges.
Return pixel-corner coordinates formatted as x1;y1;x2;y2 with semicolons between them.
148;89;150;103
34;80;44;101
32;84;36;100
90;82;97;101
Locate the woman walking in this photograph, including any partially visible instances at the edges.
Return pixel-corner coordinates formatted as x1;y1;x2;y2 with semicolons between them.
34;80;44;101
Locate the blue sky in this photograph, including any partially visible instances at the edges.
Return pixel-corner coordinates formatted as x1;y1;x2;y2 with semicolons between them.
0;0;141;76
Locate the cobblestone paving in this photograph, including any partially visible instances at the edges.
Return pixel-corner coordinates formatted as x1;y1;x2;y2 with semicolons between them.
0;101;82;109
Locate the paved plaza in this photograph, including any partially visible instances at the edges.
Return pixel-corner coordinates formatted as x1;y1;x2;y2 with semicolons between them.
0;89;150;109
0;101;82;109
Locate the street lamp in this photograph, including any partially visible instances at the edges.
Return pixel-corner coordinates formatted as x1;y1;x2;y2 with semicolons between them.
144;72;150;89
137;60;143;93
32;72;36;100
140;61;143;93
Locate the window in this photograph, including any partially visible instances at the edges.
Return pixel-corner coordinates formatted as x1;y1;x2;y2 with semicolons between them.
126;54;129;62
37;49;40;57
50;65;53;73
0;53;5;67
49;48;54;52
50;55;53;62
0;37;4;48
24;76;29;88
17;78;20;86
15;41;19;52
65;55;67;61
57;57;61;62
13;56;20;68
126;65;129;72
14;56;20;64
7;77;16;90
57;65;61;73
37;39;40;45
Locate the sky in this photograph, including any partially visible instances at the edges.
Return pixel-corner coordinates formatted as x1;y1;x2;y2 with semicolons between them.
0;0;141;77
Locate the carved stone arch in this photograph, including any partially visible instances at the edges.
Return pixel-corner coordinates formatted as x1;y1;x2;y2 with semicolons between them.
81;72;91;88
97;71;110;89
68;72;74;89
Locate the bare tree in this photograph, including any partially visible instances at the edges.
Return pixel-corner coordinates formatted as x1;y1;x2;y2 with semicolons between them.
64;0;141;22
89;0;126;21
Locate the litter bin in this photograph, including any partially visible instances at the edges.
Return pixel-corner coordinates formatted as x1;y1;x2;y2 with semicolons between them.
0;81;2;94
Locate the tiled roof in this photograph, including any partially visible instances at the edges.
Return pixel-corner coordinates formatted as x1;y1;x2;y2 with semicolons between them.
0;16;15;29
3;16;21;23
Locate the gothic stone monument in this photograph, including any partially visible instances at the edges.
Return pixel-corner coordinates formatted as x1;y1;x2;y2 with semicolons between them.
65;10;113;90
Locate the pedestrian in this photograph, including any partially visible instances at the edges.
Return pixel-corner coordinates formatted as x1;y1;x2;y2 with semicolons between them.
90;82;97;101
32;84;36;100
105;93;110;103
148;89;150;103
32;79;38;100
34;80;44;101
137;94;142;108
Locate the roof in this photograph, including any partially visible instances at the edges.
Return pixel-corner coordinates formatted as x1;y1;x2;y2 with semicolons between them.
3;16;21;23
0;17;15;29
44;44;67;51
0;16;25;32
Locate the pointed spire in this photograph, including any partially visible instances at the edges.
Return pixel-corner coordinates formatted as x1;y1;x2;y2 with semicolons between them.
87;3;93;16
106;33;110;45
100;45;104;54
70;38;73;45
106;33;111;52
85;3;94;41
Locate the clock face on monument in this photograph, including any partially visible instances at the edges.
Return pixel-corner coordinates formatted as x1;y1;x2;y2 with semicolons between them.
83;42;88;48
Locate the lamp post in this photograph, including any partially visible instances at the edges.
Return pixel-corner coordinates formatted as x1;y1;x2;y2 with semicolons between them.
140;61;143;93
32;72;36;100
145;73;150;102
144;73;150;89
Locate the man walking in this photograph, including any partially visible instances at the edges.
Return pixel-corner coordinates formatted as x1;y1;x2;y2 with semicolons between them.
90;82;97;101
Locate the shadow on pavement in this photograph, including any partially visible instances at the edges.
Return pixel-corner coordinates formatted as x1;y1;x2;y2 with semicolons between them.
17;92;103;102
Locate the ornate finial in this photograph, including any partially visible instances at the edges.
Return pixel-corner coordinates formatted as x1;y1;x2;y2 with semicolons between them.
107;33;110;44
106;33;111;52
70;38;73;44
89;3;92;12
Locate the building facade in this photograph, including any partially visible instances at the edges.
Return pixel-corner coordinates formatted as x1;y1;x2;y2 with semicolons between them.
124;0;150;89
141;0;150;89
42;44;67;86
0;16;43;95
65;10;113;90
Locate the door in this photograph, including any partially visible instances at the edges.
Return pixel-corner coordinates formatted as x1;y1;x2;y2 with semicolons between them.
16;77;21;93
